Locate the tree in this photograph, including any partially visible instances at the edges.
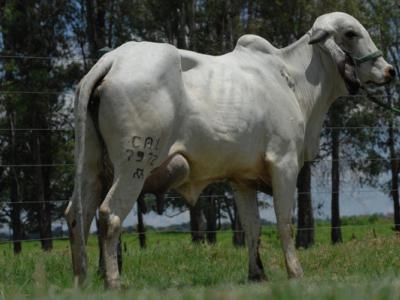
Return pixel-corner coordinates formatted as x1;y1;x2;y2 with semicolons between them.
0;0;79;252
189;200;206;243
296;162;315;248
329;107;343;244
137;195;147;248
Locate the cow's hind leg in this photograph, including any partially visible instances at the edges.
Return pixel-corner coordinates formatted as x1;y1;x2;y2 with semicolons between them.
65;116;103;285
232;183;266;281
271;157;303;278
98;166;145;289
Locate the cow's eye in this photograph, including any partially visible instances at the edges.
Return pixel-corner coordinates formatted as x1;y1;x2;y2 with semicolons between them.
345;30;358;39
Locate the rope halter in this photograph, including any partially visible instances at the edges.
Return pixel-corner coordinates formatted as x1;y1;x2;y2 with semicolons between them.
352;50;383;66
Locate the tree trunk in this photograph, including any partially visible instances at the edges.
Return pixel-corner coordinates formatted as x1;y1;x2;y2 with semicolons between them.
187;0;195;50
226;0;234;50
189;200;205;243
33;135;53;251
296;162;314;248
247;0;254;30
84;0;97;55
84;0;107;55
9;115;22;254
107;0;115;47
2;8;22;253
11;205;22;253
204;195;217;244
217;200;222;230
137;196;146;248
10;193;22;254
387;91;400;231
331;127;342;244
232;203;245;247
177;1;187;49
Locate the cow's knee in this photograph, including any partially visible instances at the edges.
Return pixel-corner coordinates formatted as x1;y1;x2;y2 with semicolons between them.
99;205;122;240
65;201;73;223
65;201;78;237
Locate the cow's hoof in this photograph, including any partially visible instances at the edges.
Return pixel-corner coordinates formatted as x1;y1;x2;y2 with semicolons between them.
105;279;121;290
248;272;268;282
288;267;304;279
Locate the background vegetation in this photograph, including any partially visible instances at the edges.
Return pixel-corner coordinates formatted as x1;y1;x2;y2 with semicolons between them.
1;219;400;299
0;0;399;298
0;0;399;249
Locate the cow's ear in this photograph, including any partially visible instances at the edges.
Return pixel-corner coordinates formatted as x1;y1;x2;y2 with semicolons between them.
308;29;330;44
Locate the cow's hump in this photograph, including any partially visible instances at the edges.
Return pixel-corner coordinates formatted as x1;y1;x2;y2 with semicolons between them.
235;35;277;54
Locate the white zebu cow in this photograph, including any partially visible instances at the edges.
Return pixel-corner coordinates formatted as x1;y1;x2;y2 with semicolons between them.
65;12;395;288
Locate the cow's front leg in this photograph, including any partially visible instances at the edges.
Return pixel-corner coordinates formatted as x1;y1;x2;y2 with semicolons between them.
271;157;303;278
232;183;266;281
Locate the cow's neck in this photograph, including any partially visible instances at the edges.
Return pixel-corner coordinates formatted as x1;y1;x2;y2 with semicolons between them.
281;34;347;121
280;34;348;159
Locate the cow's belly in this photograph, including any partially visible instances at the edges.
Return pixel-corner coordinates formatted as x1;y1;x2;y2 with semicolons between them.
186;147;264;181
159;130;271;202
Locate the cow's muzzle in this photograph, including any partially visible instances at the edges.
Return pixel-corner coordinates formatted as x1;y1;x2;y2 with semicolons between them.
384;66;396;83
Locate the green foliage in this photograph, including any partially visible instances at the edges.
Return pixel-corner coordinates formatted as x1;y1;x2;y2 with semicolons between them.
0;0;399;251
0;1;82;242
0;222;400;299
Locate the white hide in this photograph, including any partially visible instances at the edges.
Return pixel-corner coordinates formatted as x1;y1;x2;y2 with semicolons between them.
67;12;394;288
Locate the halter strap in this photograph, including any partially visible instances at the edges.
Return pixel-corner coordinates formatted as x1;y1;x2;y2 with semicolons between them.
360;87;400;115
353;50;383;65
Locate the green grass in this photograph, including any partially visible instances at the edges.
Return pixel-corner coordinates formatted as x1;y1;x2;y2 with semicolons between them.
1;219;400;299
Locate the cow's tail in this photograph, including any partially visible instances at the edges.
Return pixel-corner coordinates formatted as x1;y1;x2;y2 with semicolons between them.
70;53;113;284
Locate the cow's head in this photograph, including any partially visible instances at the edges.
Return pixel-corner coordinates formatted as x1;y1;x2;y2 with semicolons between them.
308;12;395;94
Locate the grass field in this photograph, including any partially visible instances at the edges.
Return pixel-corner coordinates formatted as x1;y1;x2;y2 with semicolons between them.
1;216;400;299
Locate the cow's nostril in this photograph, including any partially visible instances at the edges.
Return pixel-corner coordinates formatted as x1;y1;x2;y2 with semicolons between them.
385;66;396;80
388;67;396;79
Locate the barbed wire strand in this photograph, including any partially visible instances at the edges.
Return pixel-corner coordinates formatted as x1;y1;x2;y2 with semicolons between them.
1;156;400;168
0;55;397;245
0;236;70;244
0;90;67;95
0;128;73;132
0;90;394;100
0;223;398;245
0;187;399;206
0;126;398;132
0;54;96;61
1;200;70;205
0;164;73;167
0;126;400;132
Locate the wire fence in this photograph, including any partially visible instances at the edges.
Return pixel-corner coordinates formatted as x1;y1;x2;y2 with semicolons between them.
0;90;66;95
1;223;398;245
1;185;400;207
0;54;96;61
0;126;398;131
1;156;400;167
0;53;399;247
